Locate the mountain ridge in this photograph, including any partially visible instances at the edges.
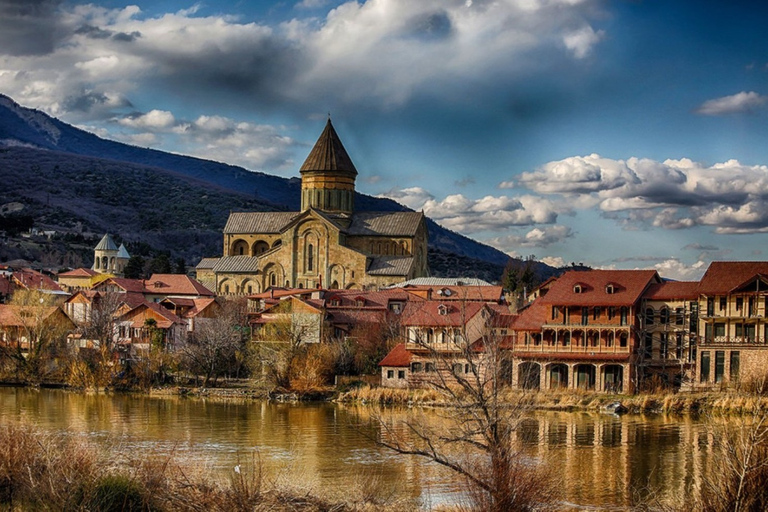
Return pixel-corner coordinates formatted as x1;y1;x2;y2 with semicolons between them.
0;93;531;281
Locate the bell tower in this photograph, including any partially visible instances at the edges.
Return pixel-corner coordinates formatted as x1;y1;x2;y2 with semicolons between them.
300;118;357;214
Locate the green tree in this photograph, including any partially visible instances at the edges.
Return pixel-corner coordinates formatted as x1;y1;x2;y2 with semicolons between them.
123;256;145;279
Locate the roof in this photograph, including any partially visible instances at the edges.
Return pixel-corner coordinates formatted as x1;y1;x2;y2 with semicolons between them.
347;211;424;237
389;277;493;288
145;274;214;296
223;212;298;234
367;256;414;276
379;343;412;367
404;285;504;303
644;281;700;300
511;299;551;331
539;269;660;307
698;261;768;295
117;244;130;259
58;268;98;278
300;119;358;177
97;278;146;293
0;305;65;327
401;301;486;327
196;257;220;270
13;268;62;292
94;234;118;251
211;256;262;273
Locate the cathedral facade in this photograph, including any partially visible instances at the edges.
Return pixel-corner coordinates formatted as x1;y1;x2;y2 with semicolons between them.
196;120;429;295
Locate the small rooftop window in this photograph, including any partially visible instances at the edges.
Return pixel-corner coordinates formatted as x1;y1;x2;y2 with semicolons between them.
606;284;616;294
573;284;583;294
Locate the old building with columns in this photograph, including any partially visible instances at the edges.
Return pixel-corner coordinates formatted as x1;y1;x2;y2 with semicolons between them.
197;119;429;294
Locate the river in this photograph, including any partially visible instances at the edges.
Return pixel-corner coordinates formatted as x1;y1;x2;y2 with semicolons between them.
0;387;719;510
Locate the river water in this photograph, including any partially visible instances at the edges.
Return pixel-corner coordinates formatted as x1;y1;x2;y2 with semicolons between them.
0;387;718;510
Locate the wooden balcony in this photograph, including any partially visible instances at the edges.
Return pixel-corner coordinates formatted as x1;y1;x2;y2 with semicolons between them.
510;341;632;356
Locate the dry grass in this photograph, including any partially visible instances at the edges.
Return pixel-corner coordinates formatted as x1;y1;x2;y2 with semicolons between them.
337;385;768;416
0;422;410;511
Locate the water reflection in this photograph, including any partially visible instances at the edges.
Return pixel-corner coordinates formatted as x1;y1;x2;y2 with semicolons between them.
0;388;722;509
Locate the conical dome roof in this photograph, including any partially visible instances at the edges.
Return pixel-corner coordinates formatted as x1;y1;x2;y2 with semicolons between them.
95;234;118;251
117;244;130;259
300;119;358;176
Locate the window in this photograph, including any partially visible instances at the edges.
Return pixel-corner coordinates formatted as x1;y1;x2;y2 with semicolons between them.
608;307;615;320
398;370;405;379
715;351;725;383
736;297;743;311
411;362;422;373
619;333;627;348
573;284;582;294
453;363;462;375
707;298;714;316
606;284;615;294
620;307;628;326
606;332;614;347
730;352;740;382
425;362;435;373
720;297;726;311
307;243;314;272
700;351;710;382
714;323;725;339
387;370;394;379
552;306;558;320
660;308;669;325
593;307;601;321
581;308;589;326
645;308;654;325
675;307;684;326
660;333;668;359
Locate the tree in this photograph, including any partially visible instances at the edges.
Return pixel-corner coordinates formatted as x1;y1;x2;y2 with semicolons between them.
174;257;186;275
179;299;247;387
123;256;145;279
373;304;558;511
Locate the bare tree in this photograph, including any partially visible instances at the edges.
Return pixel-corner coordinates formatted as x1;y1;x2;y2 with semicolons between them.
374;304;558;512
179;299;247;388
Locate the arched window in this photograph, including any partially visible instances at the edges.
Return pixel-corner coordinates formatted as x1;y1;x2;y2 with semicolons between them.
426;328;434;343
645;307;655;325
307;243;314;271
270;273;276;287
95;258;100;269
102;256;108;269
660;307;670;325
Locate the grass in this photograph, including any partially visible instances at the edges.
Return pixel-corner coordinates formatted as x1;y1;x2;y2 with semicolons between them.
0;422;411;511
336;385;768;415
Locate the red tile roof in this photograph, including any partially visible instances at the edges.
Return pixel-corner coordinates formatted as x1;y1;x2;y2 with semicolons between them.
644;281;700;300
698;261;768;295
145;274;214;296
538;270;659;307
401;301;486;327
12;268;62;292
379;343;412;367
403;285;503;303
0;305;65;327
58;268;98;278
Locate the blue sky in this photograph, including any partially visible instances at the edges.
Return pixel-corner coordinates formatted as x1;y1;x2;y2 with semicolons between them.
2;0;768;279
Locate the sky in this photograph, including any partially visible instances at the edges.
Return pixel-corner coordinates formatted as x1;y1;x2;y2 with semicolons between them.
2;0;768;280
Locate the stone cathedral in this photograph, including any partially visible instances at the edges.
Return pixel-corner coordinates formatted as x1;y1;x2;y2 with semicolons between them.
196;120;429;295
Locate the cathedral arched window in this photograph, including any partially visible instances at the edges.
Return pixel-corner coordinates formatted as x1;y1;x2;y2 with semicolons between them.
95;258;100;269
307;243;314;271
102;256;108;269
270;273;276;287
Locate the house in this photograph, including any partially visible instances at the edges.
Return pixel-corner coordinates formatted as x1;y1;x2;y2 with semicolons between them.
114;302;186;355
0;304;75;353
508;270;662;393
57;268;109;292
695;262;768;386
640;281;700;387
250;296;324;344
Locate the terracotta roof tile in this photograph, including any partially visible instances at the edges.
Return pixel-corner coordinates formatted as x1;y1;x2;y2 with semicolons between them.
145;274;214;296
401;301;486;327
379;343;412;367
58;268;98;277
698;261;768;295
644;281;700;300
539;269;659;307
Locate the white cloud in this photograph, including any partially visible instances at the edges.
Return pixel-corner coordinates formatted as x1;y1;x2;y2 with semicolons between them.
516;154;768;233
540;256;565;268
118;109;176;129
652;259;707;281
563;25;604;59
486;225;573;253
695;91;767;115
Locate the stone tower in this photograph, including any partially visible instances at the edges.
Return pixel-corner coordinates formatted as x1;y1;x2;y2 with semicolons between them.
92;234;130;276
300;118;358;214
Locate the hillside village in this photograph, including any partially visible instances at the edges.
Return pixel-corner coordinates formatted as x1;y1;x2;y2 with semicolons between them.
1;121;766;396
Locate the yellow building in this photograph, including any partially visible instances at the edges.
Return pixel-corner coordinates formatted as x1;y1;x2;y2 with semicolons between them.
198;120;429;295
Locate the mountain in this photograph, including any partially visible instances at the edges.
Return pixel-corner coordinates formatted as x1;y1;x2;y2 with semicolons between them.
0;93;523;281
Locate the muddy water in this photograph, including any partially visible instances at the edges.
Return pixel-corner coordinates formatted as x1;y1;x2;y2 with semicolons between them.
0;387;717;509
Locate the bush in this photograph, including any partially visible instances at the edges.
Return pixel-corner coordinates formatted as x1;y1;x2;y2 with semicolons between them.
89;475;147;512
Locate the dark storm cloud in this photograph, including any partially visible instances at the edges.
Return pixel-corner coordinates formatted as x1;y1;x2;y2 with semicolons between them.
75;24;114;39
0;0;65;55
403;11;453;41
112;31;141;42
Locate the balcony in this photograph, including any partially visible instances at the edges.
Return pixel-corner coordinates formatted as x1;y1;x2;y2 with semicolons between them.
511;342;632;356
701;336;768;346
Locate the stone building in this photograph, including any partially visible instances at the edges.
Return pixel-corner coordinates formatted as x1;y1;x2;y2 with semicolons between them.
92;234;130;276
197;120;429;294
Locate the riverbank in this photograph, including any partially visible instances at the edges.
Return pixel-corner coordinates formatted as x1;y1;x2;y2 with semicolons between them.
335;384;768;415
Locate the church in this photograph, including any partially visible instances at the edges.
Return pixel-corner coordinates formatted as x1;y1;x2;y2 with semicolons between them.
196;120;429;295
